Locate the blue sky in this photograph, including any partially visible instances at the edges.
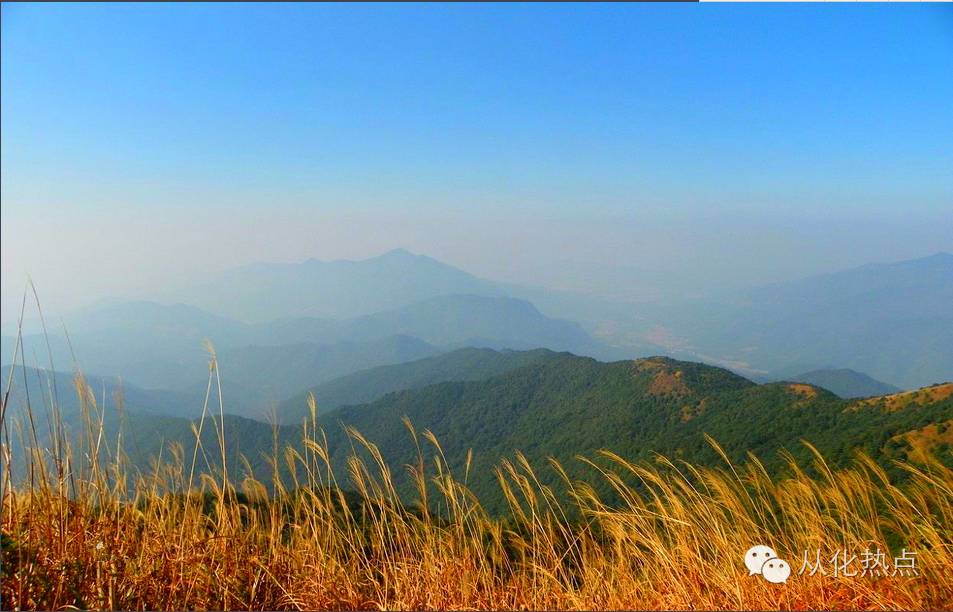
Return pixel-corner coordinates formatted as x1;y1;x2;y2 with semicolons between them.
2;3;952;318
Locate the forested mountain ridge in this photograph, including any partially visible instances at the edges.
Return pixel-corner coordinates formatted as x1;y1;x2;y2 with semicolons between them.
310;354;952;511
277;347;561;423
5;354;950;514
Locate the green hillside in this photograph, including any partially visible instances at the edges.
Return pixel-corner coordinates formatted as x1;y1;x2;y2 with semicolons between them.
313;355;953;512
277;347;559;423
6;355;950;515
203;335;441;419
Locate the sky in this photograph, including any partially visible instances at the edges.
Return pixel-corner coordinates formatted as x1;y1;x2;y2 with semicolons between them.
2;3;952;322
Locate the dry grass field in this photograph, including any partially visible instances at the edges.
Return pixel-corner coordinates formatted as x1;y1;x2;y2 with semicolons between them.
2;375;952;611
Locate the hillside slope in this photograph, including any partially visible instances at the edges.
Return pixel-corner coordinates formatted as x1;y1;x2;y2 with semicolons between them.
3;293;615;392
315;355;953;511
1;365;196;422
1;365;297;484
207;335;441;418
782;368;900;398
278;347;560;423
646;253;953;389
7;356;950;514
170;248;504;322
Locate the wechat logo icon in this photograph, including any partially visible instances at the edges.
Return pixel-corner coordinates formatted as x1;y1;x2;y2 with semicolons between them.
745;544;791;584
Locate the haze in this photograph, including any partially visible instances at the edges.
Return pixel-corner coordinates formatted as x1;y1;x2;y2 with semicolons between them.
2;4;952;323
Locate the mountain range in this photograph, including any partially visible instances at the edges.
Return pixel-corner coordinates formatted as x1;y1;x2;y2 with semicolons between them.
277;346;557;424
2;250;951;431
608;252;953;389
168;248;505;322
307;354;952;511
5;352;950;514
2;291;616;402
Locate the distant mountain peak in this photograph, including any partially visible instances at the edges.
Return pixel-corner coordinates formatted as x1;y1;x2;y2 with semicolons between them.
857;251;953;272
369;248;450;268
919;251;953;266
632;356;680;369
780;368;902;399
174;248;502;322
377;247;418;259
299;248;427;266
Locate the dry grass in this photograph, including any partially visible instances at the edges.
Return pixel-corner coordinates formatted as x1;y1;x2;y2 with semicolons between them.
892;420;953;462
2;366;952;610
854;383;953;412
786;383;819;399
